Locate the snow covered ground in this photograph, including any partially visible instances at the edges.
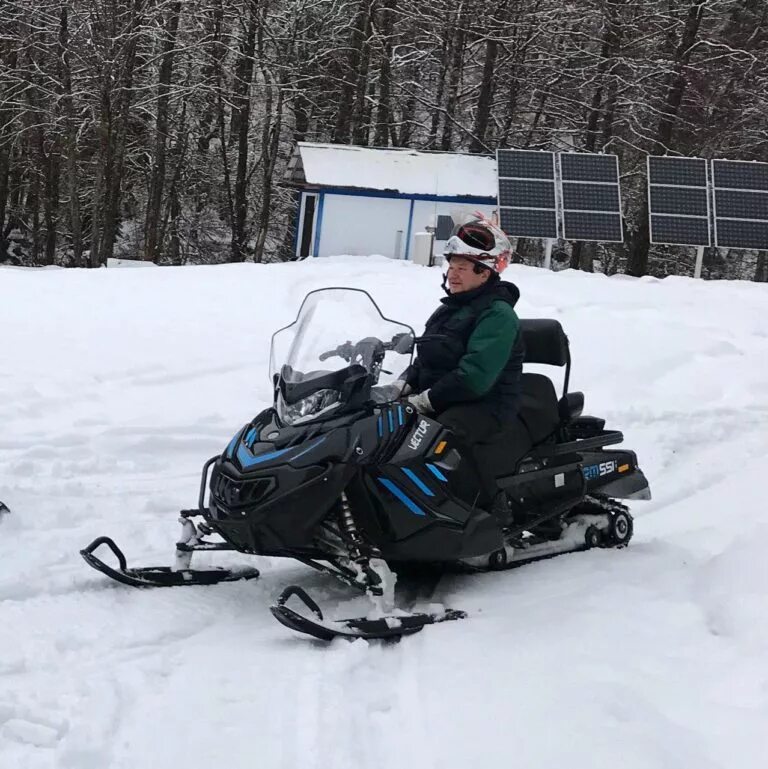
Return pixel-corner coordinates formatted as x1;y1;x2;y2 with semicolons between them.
1;257;767;769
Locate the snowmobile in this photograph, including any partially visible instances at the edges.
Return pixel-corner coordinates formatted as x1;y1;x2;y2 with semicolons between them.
81;287;650;641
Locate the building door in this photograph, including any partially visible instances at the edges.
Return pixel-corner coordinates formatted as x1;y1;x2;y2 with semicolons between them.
296;193;318;258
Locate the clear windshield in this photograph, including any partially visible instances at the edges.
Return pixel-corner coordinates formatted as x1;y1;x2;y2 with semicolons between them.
269;288;415;424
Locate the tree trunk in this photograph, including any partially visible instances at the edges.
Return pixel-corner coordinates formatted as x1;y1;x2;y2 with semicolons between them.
440;23;465;151
59;6;82;265
373;0;395;146
144;0;182;262
231;1;258;262
755;253;768;282
470;37;499;152
626;1;707;277
332;0;371;143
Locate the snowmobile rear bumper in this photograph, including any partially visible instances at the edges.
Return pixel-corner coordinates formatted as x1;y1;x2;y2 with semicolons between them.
596;469;651;500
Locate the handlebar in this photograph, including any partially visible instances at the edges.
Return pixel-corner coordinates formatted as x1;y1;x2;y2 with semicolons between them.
319;332;415;363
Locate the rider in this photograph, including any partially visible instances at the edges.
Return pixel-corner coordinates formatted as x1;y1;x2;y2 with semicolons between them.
400;215;524;521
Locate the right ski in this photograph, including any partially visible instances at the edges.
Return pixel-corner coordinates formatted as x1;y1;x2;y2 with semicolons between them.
270;585;466;641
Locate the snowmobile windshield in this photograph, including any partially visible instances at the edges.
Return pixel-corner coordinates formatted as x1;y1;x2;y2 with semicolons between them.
269;288;415;425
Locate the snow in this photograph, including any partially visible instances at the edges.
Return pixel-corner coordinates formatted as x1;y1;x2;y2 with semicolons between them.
1;257;768;769
297;142;497;198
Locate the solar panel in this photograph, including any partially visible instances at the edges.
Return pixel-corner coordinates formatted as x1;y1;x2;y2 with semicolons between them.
497;149;555;180
712;159;768;251
650;216;710;247
499;208;558;240
559;153;623;242
647;156;710;247
562;212;622;242
561;183;620;212
648;156;707;187
712;160;768;192
714;189;768;221
497;149;558;239
714;220;768;251
498;178;556;209
560;153;618;184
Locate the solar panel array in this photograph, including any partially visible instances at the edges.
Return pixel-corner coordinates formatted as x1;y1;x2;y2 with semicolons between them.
559;153;623;242
496;150;558;239
712;160;768;251
647;156;711;247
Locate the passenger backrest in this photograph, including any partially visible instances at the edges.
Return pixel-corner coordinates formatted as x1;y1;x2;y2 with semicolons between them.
520;319;569;366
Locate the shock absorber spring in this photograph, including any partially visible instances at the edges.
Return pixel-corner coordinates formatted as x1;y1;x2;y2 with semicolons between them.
338;492;365;563
337;492;383;596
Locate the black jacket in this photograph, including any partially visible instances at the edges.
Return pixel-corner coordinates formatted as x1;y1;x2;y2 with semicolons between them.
406;279;524;418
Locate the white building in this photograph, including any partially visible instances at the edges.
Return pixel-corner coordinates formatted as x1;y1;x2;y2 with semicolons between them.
286;142;497;260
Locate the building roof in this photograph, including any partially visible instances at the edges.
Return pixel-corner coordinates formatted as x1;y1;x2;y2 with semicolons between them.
287;142;497;199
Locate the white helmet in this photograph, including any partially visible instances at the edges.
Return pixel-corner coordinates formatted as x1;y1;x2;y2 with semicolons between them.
443;213;512;274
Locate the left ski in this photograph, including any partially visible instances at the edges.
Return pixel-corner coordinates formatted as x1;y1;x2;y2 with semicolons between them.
80;536;260;588
270;585;466;641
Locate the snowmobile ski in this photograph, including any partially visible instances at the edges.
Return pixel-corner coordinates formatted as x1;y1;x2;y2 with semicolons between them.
270;585;466;642
80;536;260;588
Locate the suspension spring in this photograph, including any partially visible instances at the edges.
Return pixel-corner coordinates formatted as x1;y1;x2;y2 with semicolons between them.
338;492;379;564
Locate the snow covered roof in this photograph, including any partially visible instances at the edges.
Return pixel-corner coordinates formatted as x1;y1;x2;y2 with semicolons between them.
287;142;497;199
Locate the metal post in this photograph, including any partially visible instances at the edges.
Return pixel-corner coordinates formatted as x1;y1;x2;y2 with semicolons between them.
425;224;436;267
543;239;553;270
694;245;705;279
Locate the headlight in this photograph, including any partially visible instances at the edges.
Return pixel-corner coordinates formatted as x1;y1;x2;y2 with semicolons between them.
277;389;341;425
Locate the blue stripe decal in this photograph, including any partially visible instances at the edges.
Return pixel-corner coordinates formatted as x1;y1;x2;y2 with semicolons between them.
377;478;426;517
388;410;394;433
377;415;383;437
224;431;241;459
426;463;449;482
236;444;292;469
397;405;404;426
289;437;326;462
245;427;258;446
401;468;435;497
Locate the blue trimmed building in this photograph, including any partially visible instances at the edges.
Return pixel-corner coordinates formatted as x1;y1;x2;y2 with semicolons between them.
286;142;497;260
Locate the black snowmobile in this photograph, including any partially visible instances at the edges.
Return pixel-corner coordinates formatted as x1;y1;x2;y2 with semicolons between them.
81;287;650;641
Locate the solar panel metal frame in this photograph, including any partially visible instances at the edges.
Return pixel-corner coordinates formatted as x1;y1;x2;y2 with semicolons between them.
711;158;768;252
647;155;711;247
496;149;559;240
558;152;623;242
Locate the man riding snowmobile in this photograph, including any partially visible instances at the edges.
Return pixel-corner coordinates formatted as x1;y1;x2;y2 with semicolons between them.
80;231;651;641
400;216;523;522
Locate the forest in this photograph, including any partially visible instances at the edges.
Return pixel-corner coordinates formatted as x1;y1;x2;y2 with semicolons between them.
0;0;766;279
